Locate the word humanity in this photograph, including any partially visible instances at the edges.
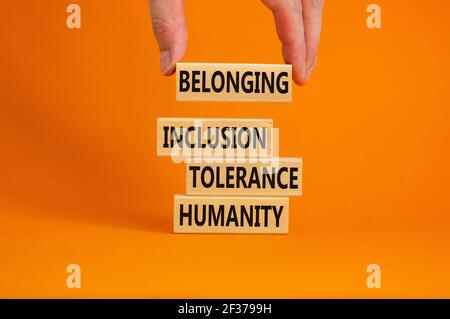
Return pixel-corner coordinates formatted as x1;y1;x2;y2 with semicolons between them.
174;196;289;234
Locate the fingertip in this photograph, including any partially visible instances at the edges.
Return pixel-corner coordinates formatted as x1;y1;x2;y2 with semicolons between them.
162;64;176;76
293;72;308;86
302;55;318;84
159;33;187;76
282;44;307;86
160;51;173;75
290;60;307;86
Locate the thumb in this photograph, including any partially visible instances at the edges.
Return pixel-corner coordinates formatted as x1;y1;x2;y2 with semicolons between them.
148;0;188;75
262;0;307;85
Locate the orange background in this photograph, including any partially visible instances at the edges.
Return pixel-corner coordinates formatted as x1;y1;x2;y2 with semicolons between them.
1;0;450;298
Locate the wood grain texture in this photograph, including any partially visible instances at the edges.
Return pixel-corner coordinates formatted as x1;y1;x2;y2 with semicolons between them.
156;117;274;158
186;158;302;196
174;195;289;234
176;63;292;102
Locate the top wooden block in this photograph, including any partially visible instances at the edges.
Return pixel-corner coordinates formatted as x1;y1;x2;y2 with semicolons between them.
176;63;292;102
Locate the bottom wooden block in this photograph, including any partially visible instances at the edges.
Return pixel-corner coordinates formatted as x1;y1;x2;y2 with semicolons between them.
174;195;289;234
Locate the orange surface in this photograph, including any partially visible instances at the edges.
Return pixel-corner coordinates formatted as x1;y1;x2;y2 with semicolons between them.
1;0;450;298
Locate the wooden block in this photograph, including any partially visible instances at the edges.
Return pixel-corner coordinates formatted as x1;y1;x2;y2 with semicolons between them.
156;117;273;158
176;63;292;102
174;195;289;234
186;158;302;196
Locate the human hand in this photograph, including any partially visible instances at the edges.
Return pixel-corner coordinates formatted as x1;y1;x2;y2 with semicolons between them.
148;0;324;85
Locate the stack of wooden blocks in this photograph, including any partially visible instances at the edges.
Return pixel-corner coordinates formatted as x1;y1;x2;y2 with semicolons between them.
156;63;303;234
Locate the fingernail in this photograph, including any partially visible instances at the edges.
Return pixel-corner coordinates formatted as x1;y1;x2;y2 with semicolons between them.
160;50;172;74
305;57;318;81
305;68;312;82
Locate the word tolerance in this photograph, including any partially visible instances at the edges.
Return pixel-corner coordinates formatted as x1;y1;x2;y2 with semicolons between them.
186;158;302;196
